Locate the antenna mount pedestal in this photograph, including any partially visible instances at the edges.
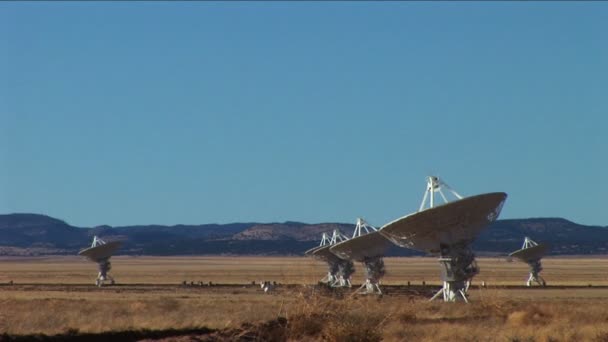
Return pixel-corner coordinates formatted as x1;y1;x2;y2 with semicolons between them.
322;259;354;288
309;230;352;287
526;259;545;286
355;256;384;295
96;258;115;287
351;219;385;295
334;260;354;287
430;243;478;302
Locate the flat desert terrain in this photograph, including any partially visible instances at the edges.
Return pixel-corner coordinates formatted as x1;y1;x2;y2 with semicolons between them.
1;256;608;341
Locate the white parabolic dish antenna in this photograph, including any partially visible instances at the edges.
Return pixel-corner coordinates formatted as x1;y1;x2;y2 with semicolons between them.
79;240;123;262
380;191;507;253
306;231;347;263
305;230;354;287
509;239;549;262
78;236;123;286
330;218;392;295
379;176;507;302
509;237;548;286
309;244;343;263
330;230;391;262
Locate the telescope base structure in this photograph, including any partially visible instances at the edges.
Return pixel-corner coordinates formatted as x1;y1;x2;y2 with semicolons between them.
355;257;385;295
430;244;478;303
333;276;352;288
356;280;382;295
321;257;339;286
321;275;352;288
332;260;354;288
431;281;471;303
95;258;115;287
320;260;354;288
320;272;337;285
526;260;546;287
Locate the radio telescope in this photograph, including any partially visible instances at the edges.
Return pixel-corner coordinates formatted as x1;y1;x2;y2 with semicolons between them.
78;236;123;287
330;218;392;295
380;176;507;302
509;237;548;286
305;230;354;287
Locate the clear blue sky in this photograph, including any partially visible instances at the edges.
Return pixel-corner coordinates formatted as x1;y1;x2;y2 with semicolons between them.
1;2;607;227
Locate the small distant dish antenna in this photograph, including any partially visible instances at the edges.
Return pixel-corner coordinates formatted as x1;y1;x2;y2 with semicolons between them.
305;230;354;287
380;176;507;302
330;218;392;295
78;236;123;287
509;237;549;286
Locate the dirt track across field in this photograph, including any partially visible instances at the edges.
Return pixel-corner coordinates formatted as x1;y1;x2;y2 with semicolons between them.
1;256;607;286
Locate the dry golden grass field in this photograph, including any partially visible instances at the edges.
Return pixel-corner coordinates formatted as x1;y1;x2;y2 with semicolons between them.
1;256;608;341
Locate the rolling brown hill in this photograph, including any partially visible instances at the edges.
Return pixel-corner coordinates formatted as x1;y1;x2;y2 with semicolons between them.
0;213;606;256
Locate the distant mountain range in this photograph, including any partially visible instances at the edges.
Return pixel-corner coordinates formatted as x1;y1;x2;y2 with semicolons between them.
0;213;607;256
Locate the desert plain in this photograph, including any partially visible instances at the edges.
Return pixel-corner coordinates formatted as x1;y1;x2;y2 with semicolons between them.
1;256;608;341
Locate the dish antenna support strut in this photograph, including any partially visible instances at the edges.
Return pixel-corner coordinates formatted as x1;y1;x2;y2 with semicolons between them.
419;176;463;211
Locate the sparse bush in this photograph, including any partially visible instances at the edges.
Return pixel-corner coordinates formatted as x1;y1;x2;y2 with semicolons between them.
158;297;181;312
286;290;390;342
287;313;326;339
507;306;552;326
593;331;608;342
322;311;384;342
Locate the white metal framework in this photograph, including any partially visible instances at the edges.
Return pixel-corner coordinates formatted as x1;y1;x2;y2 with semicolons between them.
330;229;349;245
318;232;331;247
318;230;349;246
352;218;377;238
419;176;463;211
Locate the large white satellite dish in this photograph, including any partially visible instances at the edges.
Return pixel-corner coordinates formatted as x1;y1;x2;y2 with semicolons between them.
330;218;392;295
78;236;123;286
379;176;507;302
509;237;549;286
305;230;354;287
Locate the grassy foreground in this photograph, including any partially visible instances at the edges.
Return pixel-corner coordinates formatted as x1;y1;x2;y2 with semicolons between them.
1;256;608;341
2;288;608;341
